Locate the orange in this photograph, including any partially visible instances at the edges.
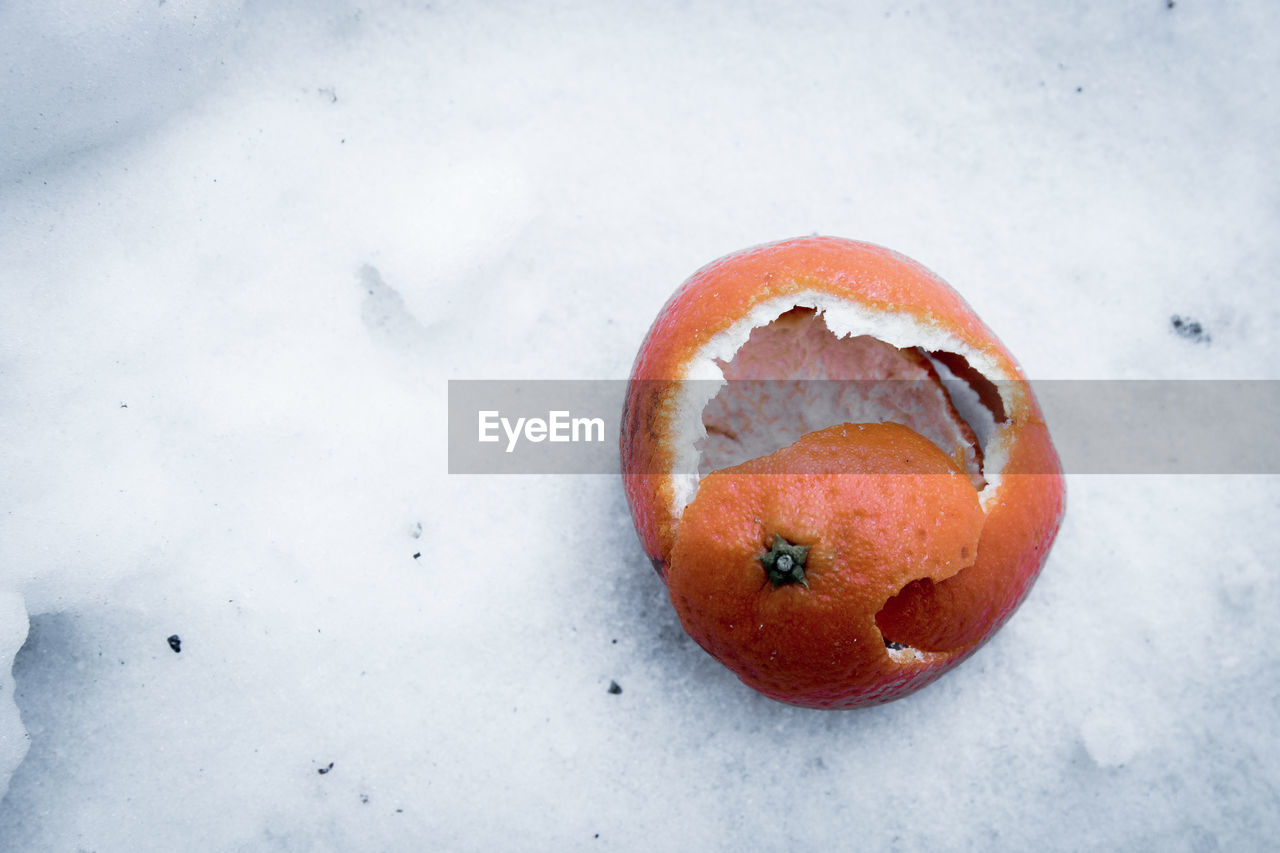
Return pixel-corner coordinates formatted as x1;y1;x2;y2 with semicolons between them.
621;236;1065;708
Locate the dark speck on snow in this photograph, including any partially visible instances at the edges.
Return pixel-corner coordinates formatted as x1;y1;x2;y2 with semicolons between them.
1171;314;1210;343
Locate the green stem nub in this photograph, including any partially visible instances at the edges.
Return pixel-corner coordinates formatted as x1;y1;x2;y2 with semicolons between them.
758;534;811;588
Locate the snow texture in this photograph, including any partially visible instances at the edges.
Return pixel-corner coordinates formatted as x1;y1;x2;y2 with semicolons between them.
2;1;1278;850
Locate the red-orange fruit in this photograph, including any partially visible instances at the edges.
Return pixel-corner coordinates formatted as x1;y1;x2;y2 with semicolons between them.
621;236;1065;709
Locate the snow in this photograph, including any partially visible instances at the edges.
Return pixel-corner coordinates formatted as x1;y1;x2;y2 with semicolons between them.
2;1;1278;849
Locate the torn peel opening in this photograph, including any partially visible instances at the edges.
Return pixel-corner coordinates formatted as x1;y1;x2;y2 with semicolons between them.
695;307;1001;488
876;577;971;654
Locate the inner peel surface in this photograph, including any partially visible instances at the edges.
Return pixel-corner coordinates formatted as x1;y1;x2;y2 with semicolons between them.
667;291;1016;516
697;307;986;488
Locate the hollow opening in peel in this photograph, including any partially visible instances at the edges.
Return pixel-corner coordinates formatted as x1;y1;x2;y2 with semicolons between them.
695;307;992;490
677;303;1015;656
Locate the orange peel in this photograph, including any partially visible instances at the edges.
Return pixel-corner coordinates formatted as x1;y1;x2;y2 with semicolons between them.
621;236;1065;708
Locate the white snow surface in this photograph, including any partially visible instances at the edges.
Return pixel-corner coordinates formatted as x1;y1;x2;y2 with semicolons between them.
2;1;1278;850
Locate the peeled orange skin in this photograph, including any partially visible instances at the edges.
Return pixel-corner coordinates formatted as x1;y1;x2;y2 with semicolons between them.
621;236;1066;708
669;423;985;709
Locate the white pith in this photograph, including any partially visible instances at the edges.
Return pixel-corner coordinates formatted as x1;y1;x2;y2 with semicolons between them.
666;291;1024;519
